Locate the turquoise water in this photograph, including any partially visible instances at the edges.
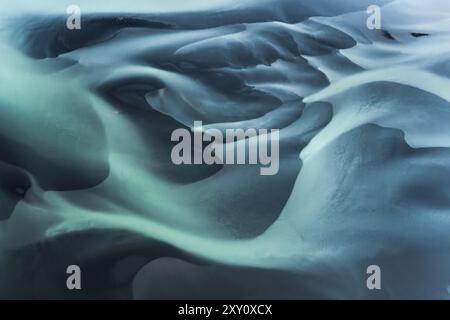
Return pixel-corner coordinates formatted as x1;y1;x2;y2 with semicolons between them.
0;0;450;299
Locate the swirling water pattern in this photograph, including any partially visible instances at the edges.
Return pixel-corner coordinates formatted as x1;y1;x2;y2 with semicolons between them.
0;0;450;299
